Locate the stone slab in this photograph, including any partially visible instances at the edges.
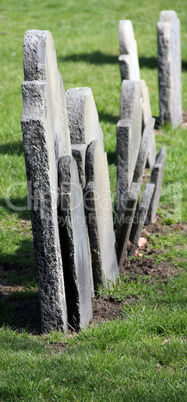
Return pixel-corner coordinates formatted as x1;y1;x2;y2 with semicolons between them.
71;144;87;189
58;156;93;330
66;87;103;145
129;183;155;256
116;81;142;220
117;182;140;269
118;54;131;81
84;140;119;288
21;30;71;332
157;11;182;126
146;146;166;224
141;80;156;168
133;117;155;184
118;20;140;81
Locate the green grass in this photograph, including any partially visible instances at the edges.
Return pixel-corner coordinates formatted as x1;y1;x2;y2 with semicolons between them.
0;0;187;400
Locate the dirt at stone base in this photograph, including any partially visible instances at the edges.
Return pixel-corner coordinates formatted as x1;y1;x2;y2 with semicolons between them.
0;217;185;335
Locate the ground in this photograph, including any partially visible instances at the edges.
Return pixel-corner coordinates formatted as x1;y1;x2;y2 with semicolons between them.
1;216;185;335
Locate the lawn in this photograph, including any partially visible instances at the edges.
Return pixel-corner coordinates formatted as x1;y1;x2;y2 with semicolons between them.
0;0;187;400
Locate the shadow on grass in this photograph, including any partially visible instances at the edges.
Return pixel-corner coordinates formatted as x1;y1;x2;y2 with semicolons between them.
58;51;118;65
99;111;119;125
0;197;31;220
0;238;40;333
0;291;41;334
106;150;116;165
0;141;24;155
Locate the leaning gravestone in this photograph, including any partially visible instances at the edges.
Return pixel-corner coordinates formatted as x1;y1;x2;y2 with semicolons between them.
116;81;142;223
58;156;93;329
141;80;156;168
118;20;140;81
129;183;155;256
146;146;166;224
84;140;119;288
133;117;155;184
66;87;103;188
117;182;140;269
157;11;182;126
21;30;71;332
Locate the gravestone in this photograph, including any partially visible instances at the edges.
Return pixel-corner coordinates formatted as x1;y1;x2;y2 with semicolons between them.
66;87;103;189
129;183;155;256
21;30;71;332
133;117;155;184
157;11;182;126
141;80;156;168
58;156;93;329
116;81;142;221
84;140;119;288
118;20;140;81
146;147;166;223
117;182;140;269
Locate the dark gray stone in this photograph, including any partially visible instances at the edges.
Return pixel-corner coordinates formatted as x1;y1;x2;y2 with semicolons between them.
133;117;155;184
21;30;71;332
117;182;140;269
146;147;166;224
84;140;119;288
71;144;87;189
129;183;155;256
118;20;140;80
157;11;182;126
58;156;93;330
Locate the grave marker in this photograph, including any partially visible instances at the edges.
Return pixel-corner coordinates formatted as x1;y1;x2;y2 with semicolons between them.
157;11;182;126
141;80;156;168
58;156;93;329
84;140;119;288
129;183;155;256
118;20;140;81
117;182;140;269
146;147;166;223
21;30;71;332
117;81;142;220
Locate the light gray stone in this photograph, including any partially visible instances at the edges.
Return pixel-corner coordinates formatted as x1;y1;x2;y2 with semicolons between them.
66;87;103;189
21;30;71;332
116;81;142;220
129;183;155;256
84;140;119;288
58;156;93;330
117;182;140;269
133;117;155;184
141;80;156;168
118;20;140;81
66;87;103;145
146;147;166;224
157;11;182;126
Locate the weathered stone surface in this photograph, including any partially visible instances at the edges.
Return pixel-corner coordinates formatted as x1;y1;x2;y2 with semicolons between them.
84;140;118;288
21;30;71;332
117;182;140;269
141;80;156;168
129;183;155;256
66;87;103;145
133;117;155;184
157;11;182;126
117;81;142;219
66;87;103;189
118;20;140;81
146;147;166;224
71;144;87;189
58;156;93;330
